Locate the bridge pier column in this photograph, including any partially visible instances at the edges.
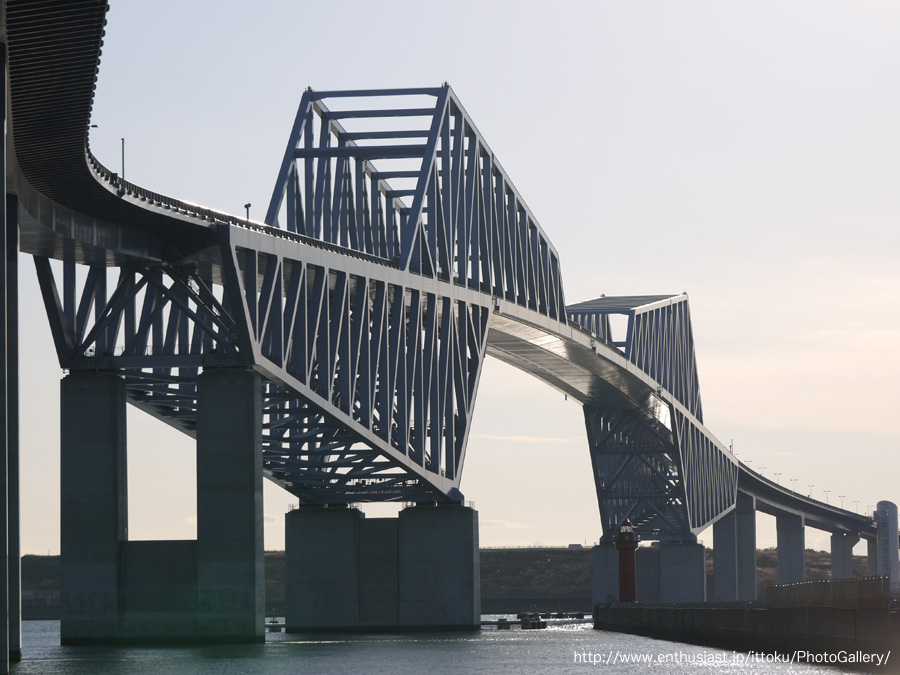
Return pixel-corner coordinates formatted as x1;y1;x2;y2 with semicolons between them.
285;503;478;631
285;505;364;629
398;504;480;628
713;492;756;601
60;373;128;644
60;369;264;644
776;513;805;584
658;542;706;603
874;501;900;592
635;546;660;603
867;536;878;576
830;532;859;580
195;369;265;640
591;543;617;605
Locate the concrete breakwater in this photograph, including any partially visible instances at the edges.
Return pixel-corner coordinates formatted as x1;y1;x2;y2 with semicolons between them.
594;603;898;658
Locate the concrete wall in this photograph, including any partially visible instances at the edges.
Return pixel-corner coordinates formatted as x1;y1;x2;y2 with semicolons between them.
120;540;197;613
594;604;898;658
359;518;399;627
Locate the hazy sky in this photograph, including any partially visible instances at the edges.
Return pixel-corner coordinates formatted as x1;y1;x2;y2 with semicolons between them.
17;0;900;556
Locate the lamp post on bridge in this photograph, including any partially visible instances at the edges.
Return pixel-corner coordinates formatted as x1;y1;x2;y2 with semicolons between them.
824;489;830;505
839;495;845;509
854;500;860;513
808;484;814;498
774;472;781;484
790;478;798;492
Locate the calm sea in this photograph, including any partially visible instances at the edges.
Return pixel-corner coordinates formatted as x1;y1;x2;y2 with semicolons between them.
10;618;871;674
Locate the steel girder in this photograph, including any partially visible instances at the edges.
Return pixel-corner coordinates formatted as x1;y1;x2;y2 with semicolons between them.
584;406;691;541
570;295;736;539
265;86;567;323
32;81;737;523
34;223;491;503
567;295;703;420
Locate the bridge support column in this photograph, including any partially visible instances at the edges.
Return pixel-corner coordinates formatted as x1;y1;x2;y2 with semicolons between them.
60;369;264;644
398;504;479;629
713;492;756;601
635;546;660;603
591;543;617;605
658;542;706;603
285;506;364;629
60;373;128;644
195;369;264;640
874;501;900;592
830;532;859;580
776;513;805;584
4;197;20;664
285;503;478;631
867;536;878;576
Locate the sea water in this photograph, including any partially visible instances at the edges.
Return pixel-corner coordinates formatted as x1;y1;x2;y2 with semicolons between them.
10;618;870;674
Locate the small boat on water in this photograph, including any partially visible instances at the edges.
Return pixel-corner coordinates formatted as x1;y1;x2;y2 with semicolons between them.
519;612;546;630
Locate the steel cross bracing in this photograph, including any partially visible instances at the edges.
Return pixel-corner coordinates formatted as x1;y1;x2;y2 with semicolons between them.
34;228;492;503
32;83;738;532
569;295;737;540
265;86;566;321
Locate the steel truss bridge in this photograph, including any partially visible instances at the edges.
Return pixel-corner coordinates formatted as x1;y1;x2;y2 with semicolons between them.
3;0;873;545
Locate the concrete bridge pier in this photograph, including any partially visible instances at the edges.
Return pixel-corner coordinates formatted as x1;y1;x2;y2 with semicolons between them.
874;501;900;592
713;492;757;601
776;513;805;584
60;369;264;644
60;373;127;643
867;536;878;574
592;541;706;604
285;502;479;631
830;532;859;580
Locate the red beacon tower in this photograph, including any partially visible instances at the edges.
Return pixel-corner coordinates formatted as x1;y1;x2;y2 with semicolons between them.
613;518;639;603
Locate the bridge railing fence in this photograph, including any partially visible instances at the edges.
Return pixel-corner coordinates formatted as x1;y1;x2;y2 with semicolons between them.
85;149;394;267
766;576;894;609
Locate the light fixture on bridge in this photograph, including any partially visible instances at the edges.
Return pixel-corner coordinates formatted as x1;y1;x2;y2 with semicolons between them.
244;202;251;220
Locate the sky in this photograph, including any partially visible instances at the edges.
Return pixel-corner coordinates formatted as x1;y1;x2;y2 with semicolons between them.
17;0;900;556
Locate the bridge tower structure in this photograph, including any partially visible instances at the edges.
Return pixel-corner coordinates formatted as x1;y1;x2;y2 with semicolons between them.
0;0;884;651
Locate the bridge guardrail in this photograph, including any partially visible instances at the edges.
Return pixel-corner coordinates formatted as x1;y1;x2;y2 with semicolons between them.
85;149;395;268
